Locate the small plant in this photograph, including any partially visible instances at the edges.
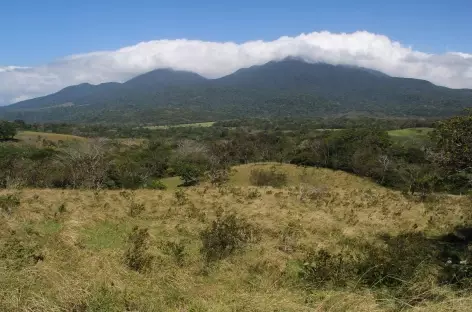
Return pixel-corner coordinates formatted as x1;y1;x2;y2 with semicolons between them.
165;240;186;266
0;230;44;269
174;189;188;205
58;203;67;213
207;168;231;186
145;179;167;190
246;189;261;200
299;248;358;288
128;202;145;217
0;193;20;214
200;211;258;263
124;226;154;273
119;190;135;201
175;163;203;186
249;166;287;188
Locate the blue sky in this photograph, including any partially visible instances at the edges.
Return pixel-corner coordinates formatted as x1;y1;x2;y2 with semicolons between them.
1;0;472;66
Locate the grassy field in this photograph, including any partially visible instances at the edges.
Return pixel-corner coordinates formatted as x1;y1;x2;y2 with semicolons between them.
145;121;215;130
15;131;86;144
1;163;471;311
388;127;433;146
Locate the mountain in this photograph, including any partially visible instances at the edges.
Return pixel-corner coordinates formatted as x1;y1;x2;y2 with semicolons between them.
1;59;471;124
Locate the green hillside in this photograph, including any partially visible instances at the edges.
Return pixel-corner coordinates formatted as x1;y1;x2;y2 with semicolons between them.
1;59;471;124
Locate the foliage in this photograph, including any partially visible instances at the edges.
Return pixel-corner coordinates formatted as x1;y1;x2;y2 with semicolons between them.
124;227;154;272
249;167;288;188
145;179;167;190
174;163;204;186
2;60;471;124
432;111;472;173
0;120;17;140
200;212;258;263
0;193;20;214
0;230;44;270
128;202;145;217
164;241;186;267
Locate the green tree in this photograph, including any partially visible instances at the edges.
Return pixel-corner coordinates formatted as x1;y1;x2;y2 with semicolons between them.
432;111;472;173
0;121;17;140
175;163;204;186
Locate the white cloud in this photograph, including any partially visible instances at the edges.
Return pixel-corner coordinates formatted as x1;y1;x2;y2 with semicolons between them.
1;31;472;105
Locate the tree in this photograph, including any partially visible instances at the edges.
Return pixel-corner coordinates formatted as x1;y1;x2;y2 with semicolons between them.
0;121;17;141
175;163;204;186
432;111;472;173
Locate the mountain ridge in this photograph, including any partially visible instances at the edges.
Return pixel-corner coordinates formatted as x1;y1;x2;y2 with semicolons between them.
1;59;471;124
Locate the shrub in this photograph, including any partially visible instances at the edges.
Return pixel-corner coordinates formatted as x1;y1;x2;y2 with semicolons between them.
299;249;358;288
175;163;204;186
124;227;153;272
164;241;186;266
357;233;439;288
0;121;17;141
145;179;167;190
207;168;231;186
128;202;145;217
57;203;67;214
174;189;188;205
200;212;258;263
0;193;20;214
249;167;287;187
0;230;44;270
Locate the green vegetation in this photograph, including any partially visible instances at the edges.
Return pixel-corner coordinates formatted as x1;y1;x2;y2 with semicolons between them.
0;112;470;193
146;121;215;129
388;127;433;147
1;60;471;124
1;166;472;310
1;111;472;310
0;120;17;140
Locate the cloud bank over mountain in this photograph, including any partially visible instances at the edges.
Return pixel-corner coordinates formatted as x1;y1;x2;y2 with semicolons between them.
1;31;472;105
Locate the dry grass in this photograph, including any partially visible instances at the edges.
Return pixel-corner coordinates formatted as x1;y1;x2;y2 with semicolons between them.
1;164;471;311
144;121;215;130
15;131;86;145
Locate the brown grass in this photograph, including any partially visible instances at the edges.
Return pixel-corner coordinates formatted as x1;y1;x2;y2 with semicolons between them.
0;164;471;311
15;131;86;145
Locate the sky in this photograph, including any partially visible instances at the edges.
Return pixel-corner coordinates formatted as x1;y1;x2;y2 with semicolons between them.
1;0;472;104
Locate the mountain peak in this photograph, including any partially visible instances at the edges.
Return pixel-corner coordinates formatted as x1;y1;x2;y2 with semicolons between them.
2;59;471;123
124;68;208;88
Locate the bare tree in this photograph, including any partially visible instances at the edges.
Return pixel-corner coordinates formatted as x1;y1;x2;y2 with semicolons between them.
378;154;390;184
57;139;109;189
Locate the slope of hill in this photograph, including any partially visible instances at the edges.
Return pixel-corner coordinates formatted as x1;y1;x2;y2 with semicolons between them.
1;59;471;124
1;163;471;311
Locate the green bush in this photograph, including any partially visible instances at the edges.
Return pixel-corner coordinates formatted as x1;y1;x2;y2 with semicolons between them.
164;241;186;267
0;193;20;214
174;189;188;205
299;248;358;288
175;163;204;186
128;202;145;217
145;179;167;190
124;227;153;272
249;167;287;188
0;230;44;270
200;212;258;263
0;121;17;141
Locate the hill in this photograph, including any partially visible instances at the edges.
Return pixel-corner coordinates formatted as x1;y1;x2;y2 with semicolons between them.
1;163;472;311
1;59;471;124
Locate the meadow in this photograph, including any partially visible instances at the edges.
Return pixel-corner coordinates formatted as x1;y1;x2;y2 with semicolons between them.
1;163;472;311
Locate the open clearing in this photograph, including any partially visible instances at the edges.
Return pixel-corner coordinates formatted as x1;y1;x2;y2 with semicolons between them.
15;131;86;143
388;127;433;146
145;121;215;130
1;163;471;311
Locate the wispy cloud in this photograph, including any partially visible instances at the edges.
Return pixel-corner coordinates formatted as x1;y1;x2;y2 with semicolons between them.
1;31;472;105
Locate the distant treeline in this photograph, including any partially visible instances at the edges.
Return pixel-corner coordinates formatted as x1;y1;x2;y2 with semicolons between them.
0;114;470;194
